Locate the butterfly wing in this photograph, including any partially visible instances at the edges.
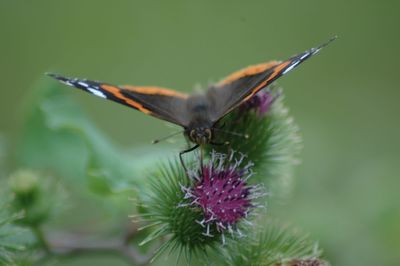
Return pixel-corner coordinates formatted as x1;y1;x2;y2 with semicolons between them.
207;37;336;122
47;73;190;127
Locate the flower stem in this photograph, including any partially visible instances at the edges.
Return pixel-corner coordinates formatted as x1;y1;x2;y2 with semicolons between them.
32;226;51;254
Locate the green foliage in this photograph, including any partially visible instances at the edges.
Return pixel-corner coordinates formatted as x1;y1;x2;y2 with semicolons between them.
0;196;32;266
16;80;167;195
0;135;6;178
209;91;302;196
221;221;323;266
139;159;221;263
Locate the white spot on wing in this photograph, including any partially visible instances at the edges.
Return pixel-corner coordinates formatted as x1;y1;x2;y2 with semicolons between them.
300;52;310;60
87;88;107;99
78;81;89;87
282;60;301;75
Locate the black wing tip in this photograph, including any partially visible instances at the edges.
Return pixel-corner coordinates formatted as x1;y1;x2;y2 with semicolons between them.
281;36;338;75
318;35;338;49
311;35;338;55
45;72;56;77
45;72;65;81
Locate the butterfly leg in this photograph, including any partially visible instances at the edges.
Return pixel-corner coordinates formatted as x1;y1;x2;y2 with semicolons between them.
179;144;200;177
200;145;205;176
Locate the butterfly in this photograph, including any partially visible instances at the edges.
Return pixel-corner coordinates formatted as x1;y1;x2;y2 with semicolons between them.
47;36;336;171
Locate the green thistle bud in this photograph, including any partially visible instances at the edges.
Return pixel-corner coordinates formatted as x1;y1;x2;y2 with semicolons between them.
9;170;40;206
8;170;56;227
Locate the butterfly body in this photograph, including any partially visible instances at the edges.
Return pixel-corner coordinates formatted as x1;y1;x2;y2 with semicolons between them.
47;37;336;158
184;94;215;144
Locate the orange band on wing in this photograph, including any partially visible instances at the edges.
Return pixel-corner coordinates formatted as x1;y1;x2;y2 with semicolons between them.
122;86;189;99
101;84;152;114
218;61;281;86
242;61;291;102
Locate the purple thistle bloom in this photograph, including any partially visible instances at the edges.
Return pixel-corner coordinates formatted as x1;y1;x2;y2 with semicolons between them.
239;87;276;116
180;151;265;241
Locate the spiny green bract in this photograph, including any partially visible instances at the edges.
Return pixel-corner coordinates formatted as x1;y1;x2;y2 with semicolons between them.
208;90;302;196
138;160;221;263
0;196;30;266
221;221;325;266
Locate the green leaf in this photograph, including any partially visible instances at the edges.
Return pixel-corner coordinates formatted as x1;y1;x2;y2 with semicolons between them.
16;79;169;195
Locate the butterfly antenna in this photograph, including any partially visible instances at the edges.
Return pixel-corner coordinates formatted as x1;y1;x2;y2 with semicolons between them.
214;128;250;139
152;130;184;144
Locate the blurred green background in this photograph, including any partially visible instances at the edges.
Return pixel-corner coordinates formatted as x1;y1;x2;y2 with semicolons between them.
1;1;399;265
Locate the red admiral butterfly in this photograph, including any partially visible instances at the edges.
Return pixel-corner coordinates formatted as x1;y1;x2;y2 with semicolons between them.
47;37;336;170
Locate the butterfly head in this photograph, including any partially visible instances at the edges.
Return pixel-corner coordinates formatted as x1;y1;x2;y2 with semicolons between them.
188;127;212;145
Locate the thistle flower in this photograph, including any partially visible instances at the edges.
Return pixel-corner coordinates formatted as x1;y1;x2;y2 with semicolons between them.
180;151;265;243
139;151;265;262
